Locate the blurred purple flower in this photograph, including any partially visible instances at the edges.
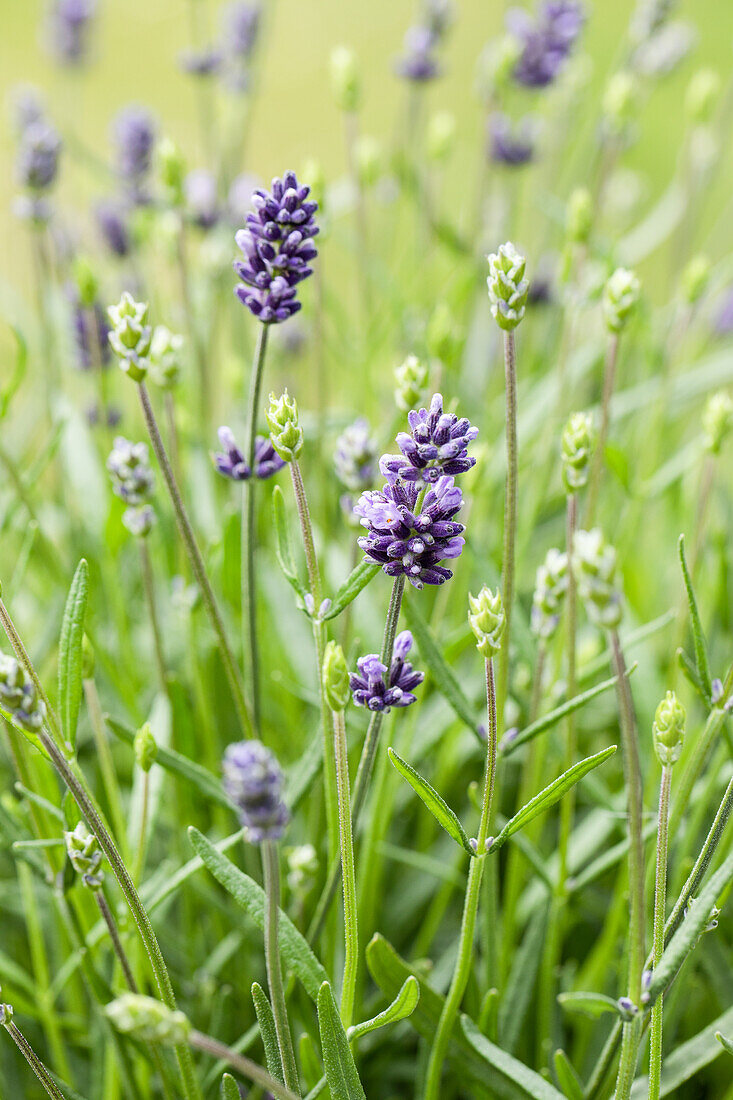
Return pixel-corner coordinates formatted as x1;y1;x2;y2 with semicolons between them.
507;1;584;88
112;105;156;187
395;25;440;82
214;427;285;480
179;47;222;77
489;113;536;166
222;739;290;842
185;169;220;229
16;121;61;191
46;0;96;66
95;199;132;257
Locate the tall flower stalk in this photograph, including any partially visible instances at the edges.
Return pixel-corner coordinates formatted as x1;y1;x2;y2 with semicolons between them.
242;324;269;731
424;586;504;1100
1;1000;65;1100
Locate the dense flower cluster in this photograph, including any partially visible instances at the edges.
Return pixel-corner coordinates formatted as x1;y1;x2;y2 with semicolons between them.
0;654;46;733
234;171;319;323
107;292;152;381
349;631;424;711
507;1;585;88
214;427;285;481
573;528;622;628
222;740;290;842
381;393;478;487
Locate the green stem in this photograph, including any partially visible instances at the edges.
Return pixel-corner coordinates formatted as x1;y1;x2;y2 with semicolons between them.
242;324;270;735
332;707;358;1026
558;493;578;886
139;539;168;695
261;841;300;1095
3;1022;65;1100
132;769;151;887
189;1028;300;1100
648;765;672;1100
423;656;498;1100
83;678;130;861
610;629;645;1100
585;333;620;526
97;889;139;993
137;382;250;738
498;330;518;727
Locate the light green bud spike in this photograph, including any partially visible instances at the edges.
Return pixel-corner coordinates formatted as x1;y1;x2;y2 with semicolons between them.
105;994;191;1046
652;690;686;766
487;242;529;331
394;354;429;412
107;292;152;382
602;267;640;333
266;390;303;461
561;411;594;493
134;721;158;772
468;587;505;658
572;528;623;629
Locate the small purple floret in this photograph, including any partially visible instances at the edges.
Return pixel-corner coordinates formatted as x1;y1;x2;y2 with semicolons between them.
508;1;584;88
489;113;535;167
214;427;285;481
380;393;478;487
349;631;424;711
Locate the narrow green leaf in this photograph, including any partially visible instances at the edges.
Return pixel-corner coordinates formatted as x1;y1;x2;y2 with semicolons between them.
220;1073;240;1099
272;485;306;597
317;981;366;1100
0;324;28;420
58;558;88;752
189;827;329;1001
107;716;231;808
557;991;621;1020
323;560;380;620
347;976;420;1042
716;1032;733;1056
553;1049;584;1100
678;534;712;700
402;599;480;740
461;1017;565;1100
252;982;284;1084
1;708;50;759
630;1006;733;1097
676;646;708;702
501;671;631;756
489;746;617;853
388;748;475;857
647;851;733;1004
299;1032;325;1095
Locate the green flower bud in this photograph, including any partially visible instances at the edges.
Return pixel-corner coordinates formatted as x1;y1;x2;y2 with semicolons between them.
286;843;319;895
107;292;152;382
566;187;593;245
394;354;429;412
561;411;594;493
603;71;638;135
0;994;13;1027
602;267;640;333
685;69;720;125
134;722;158;772
572;528;623;629
427;110;456;162
355;135;382;188
468;587;505;658
72;255;98;308
531;548;568;639
653;690;685;766
64;822;104;890
322;641;350;711
150;325;184;388
426;302;460;365
487;242;529;331
105;994;191;1046
680;255;710;306
330;46;360;112
81;634;95;680
266;390;303;462
702;390;733;455
158;138;186;207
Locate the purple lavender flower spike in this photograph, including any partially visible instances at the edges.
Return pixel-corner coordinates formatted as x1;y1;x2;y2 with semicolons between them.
179;47;222;78
95;199;132;257
489;113;536;167
355;474;465;589
46;0;96;66
508;1;584;88
69;289;111;371
222;739;290;842
233;170;319;324
380;393;478;487
395;25;440;82
224;1;261;58
349;635;424;712
214;427;285;480
185;169;220;229
112;106;156;190
16;122;61;191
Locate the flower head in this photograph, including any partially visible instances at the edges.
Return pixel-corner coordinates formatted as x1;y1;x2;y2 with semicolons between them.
213;427;285;481
334;419;378;492
234;171;319;324
0;653;46;733
355;475;465;589
69;290;111;371
222;740;290;842
46;0;96;65
266;391;303;461
561;410;594;493
468;587;506;658
350;631;424;711
16;121;61;191
572;528;622;628
107;437;155;537
602;267;640;333
487;242;529;330
508;1;585;88
107;292;152;381
380;393;478;487
531;547;568;638
105;994;191;1046
653;690;686;766
394;25;441;82
64;822;104;889
489;113;536;167
112;105;156;190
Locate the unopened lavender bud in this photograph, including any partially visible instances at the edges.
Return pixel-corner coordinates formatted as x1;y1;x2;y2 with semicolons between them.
304;593;315;616
468;587;505;658
617;996;638;1020
573;528;623;629
702;391;733;455
0;653;46;733
107;292;152;381
355;135;382;187
318;598;332;618
681;255;711;306
653;690;685;766
566;187;593;245
711;678;724;705
64;821;104;889
323;641;351;711
0;999;13;1027
134;722;158;772
602;267;640;334
531;548;568;639
427;110;456;162
487;242;529;331
602;72;638;135
330;46;361;112
266;390;303;461
287;843;318;894
685;68;720;125
561;411;594;493
394;354;429;412
150;325;184;388
105;994;190;1045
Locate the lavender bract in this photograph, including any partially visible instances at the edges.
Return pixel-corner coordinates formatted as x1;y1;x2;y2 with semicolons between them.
234;171;319;324
507;1;584;88
355;475;465;588
222;740;290;842
349;631;424;711
214;427;285;481
380;393;478;486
